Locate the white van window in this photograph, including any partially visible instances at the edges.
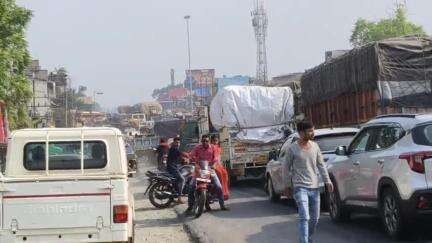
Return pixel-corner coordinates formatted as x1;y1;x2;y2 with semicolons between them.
24;141;107;171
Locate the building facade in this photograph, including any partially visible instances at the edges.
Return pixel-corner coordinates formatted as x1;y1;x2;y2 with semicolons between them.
27;60;55;127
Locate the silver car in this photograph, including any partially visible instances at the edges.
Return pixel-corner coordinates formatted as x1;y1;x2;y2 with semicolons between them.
327;114;432;239
265;127;359;202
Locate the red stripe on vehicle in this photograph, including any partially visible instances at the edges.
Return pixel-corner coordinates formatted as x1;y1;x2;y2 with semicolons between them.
3;192;111;199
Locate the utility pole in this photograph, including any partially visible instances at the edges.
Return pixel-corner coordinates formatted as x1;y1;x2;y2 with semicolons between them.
65;79;68;127
32;78;36;123
184;15;194;112
93;91;104;112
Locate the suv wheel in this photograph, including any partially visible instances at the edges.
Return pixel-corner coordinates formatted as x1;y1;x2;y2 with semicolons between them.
380;188;407;239
267;177;280;202
327;181;350;222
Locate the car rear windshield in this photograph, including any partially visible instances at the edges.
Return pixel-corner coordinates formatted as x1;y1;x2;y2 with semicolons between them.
24;141;107;171
412;124;432;146
315;134;356;152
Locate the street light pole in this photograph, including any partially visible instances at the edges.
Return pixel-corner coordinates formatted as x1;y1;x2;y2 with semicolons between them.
184;15;193;112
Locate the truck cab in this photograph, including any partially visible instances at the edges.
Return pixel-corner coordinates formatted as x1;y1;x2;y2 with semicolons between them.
0;127;134;243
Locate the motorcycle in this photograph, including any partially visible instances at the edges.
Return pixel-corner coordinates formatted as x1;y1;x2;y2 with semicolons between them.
145;165;194;208
192;160;219;218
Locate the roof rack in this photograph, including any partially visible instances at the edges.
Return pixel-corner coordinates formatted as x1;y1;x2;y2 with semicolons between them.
375;114;417;119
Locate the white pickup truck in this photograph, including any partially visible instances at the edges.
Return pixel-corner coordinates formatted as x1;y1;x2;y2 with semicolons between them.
0;127;135;243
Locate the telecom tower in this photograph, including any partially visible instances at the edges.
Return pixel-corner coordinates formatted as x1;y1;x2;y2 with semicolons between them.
252;0;268;85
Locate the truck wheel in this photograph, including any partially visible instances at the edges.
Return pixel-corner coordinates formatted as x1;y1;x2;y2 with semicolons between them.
380;188;409;239
267;177;280;202
327;182;350;222
229;174;238;186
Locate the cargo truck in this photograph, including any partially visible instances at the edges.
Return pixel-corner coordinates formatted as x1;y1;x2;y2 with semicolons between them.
301;36;432;128
210;86;294;182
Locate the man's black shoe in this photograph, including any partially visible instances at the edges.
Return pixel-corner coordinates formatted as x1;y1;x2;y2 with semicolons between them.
184;207;193;215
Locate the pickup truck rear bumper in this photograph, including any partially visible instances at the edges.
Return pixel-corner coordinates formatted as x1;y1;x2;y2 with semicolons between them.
0;227;129;243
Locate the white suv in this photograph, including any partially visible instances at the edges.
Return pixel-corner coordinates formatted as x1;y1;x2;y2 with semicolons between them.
327;114;432;239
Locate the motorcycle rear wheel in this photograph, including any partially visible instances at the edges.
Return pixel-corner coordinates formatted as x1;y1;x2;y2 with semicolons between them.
148;181;174;209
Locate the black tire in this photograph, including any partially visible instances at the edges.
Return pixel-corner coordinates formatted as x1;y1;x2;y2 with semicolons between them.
128;224;135;243
148;181;174;209
229;174;238;187
380;188;409;239
194;189;206;218
320;193;328;212
267;176;281;202
327;181;350;222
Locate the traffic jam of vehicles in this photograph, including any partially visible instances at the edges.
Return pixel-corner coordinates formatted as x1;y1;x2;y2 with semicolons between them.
1;36;432;242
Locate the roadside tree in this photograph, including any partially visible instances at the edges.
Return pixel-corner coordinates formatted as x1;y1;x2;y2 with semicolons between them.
0;0;32;129
350;5;426;47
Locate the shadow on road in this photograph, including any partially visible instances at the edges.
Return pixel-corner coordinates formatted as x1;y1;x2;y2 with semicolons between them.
134;217;184;228
232;179;265;189
135;206;160;212
134;192;147;200
246;213;432;243
211;199;297;219
227;181;432;242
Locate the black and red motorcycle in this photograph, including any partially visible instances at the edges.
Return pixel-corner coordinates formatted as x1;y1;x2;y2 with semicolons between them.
192;160;219;218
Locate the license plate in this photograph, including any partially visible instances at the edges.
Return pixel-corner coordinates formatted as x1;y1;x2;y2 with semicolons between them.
196;178;211;183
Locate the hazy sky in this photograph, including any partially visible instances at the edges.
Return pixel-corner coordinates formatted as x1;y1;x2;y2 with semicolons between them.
17;0;432;109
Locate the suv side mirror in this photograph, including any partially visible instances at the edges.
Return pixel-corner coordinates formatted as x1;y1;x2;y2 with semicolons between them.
335;146;348;156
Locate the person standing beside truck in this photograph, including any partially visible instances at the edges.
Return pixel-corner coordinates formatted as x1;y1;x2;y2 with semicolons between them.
286;121;334;243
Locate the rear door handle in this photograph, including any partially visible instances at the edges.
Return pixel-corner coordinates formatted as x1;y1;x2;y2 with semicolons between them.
353;161;360;166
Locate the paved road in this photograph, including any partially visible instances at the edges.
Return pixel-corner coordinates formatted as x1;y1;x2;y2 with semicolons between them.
130;154;194;243
175;180;432;243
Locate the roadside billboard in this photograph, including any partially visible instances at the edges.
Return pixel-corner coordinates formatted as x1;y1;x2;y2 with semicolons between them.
185;69;215;97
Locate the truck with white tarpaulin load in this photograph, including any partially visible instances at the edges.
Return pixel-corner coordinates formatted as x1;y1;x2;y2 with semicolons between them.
209;86;294;182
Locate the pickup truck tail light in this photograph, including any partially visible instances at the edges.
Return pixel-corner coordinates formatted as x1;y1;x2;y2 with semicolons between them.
399;151;432;174
113;205;128;223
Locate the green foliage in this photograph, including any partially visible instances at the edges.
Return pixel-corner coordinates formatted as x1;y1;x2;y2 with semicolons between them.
350;6;427;47
0;0;32;129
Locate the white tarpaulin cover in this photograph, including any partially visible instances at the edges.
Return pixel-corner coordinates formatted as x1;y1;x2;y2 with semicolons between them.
210;85;294;143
